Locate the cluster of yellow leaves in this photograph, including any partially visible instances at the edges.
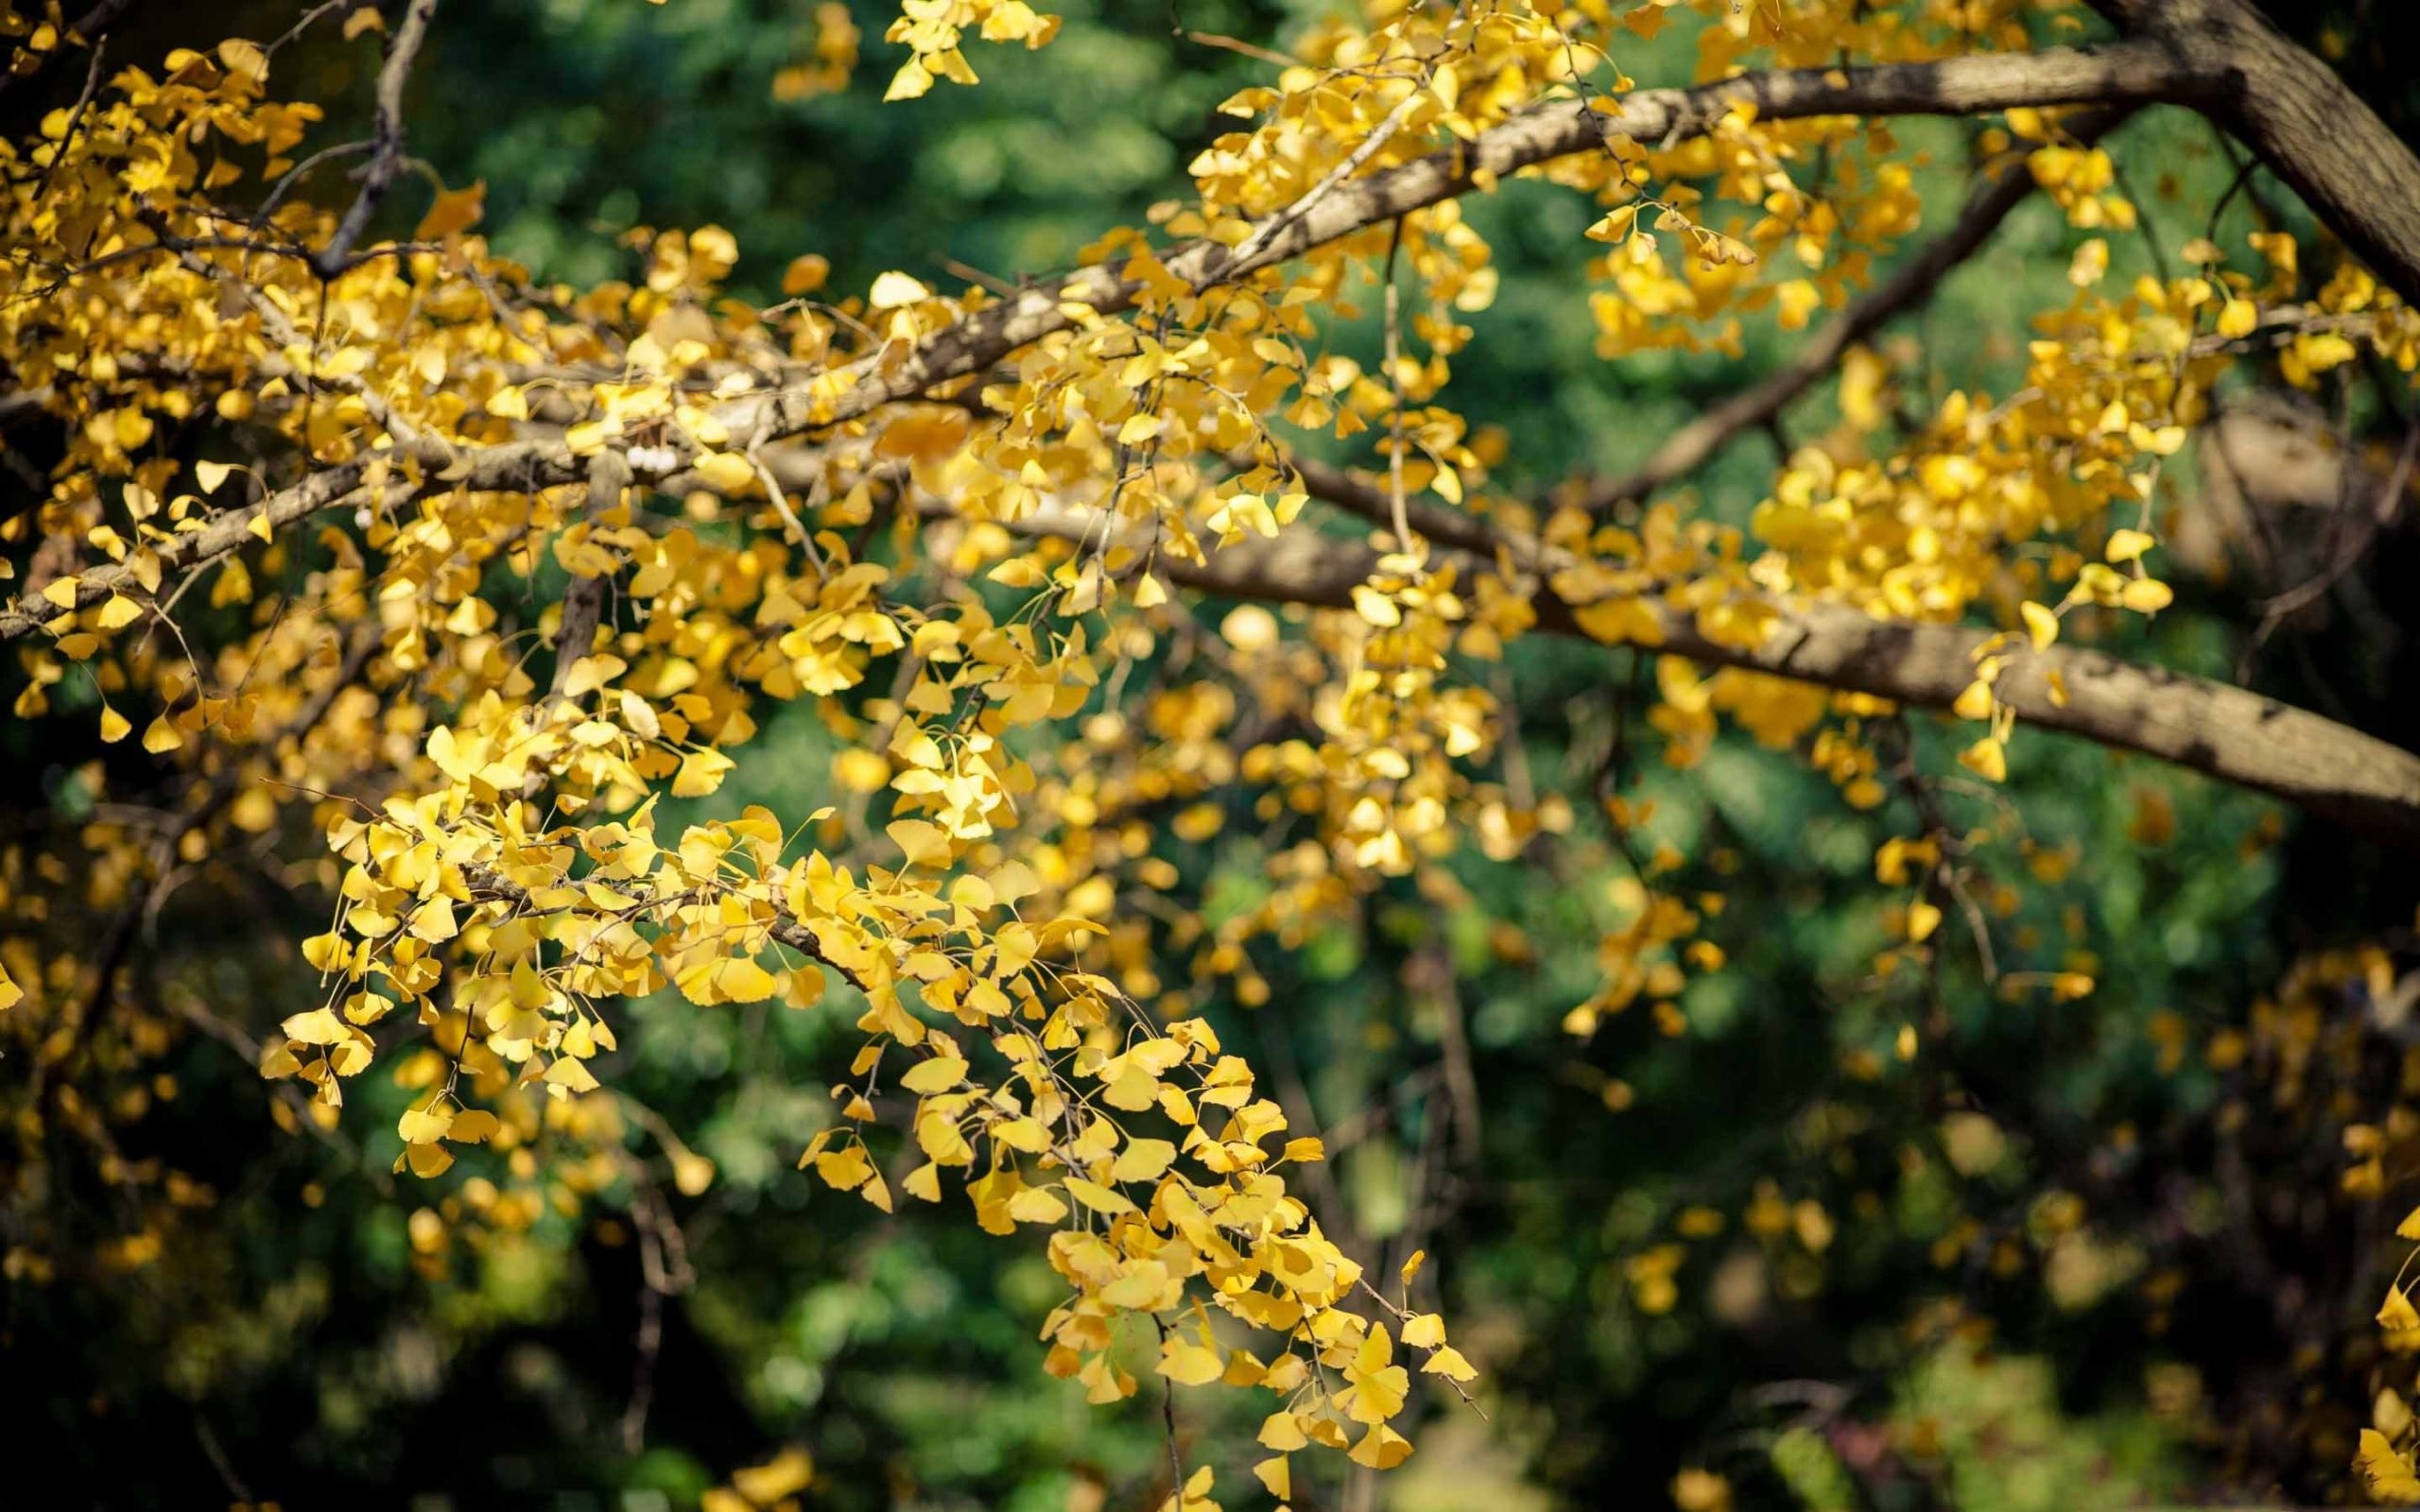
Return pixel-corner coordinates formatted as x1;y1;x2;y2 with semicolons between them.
0;19;1460;1473
701;1447;815;1512
13;0;2420;1491
2329;935;2420;1502
772;3;861;102
880;0;1059;101
1561;831;1724;1043
233;607;1477;1467
1763;234;2415;783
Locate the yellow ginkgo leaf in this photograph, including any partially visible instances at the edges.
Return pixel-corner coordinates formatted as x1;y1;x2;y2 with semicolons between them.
2380;1284;2420;1332
415;180;486;240
712;957;778;1004
1109;1137;1176;1182
2020;600;2059;652
2120;577;2174;613
673;747;735;798
867;270;931;308
2105;527;2155;562
1257;1411;1308;1451
1958;736;2008;783
899;1055;968;1094
1253;1455;1289;1499
1421;1345;1478;1382
1156;1338;1225;1386
2357;1429;2420;1503
1348;1422;1414;1469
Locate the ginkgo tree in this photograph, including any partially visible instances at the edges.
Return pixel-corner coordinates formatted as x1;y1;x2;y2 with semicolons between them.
9;0;2420;1503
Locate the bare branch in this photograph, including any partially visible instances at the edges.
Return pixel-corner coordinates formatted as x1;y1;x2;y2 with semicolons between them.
314;0;439;279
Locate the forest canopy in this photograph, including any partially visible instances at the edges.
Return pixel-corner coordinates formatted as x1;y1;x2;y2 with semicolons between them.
8;0;2420;1506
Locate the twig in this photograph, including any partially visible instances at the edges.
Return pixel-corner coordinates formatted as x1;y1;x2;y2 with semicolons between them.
313;0;440;279
1425;947;1483;1166
615;1169;693;1453
268;0;364;56
1885;718;1999;984
746;441;827;575
1153;1315;1185;1501
1380;215;1413;550
193;1411;253;1503
1224;62;1432;276
2256;420;2420;636
1184;29;1297;68
33;38;107;201
621;1280;663;1454
937;256;1017;296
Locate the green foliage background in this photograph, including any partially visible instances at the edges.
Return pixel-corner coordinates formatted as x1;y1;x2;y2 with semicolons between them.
9;2;2419;1508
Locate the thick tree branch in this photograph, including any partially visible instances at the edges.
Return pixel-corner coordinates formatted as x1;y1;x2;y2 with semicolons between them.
713;40;2220;444
2092;0;2420;306
1004;513;2420;851
1283;455;1503;558
0;459;409;639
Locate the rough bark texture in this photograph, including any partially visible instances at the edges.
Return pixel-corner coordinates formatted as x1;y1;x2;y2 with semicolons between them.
1650;600;2420;853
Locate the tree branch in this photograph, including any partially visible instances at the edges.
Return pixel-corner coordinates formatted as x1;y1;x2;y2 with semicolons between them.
0;42;2223;643
314;0;439;279
1284;455;1502;557
1001;512;2420;851
2091;0;2420;305
0;459;406;639
713;39;2221;445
